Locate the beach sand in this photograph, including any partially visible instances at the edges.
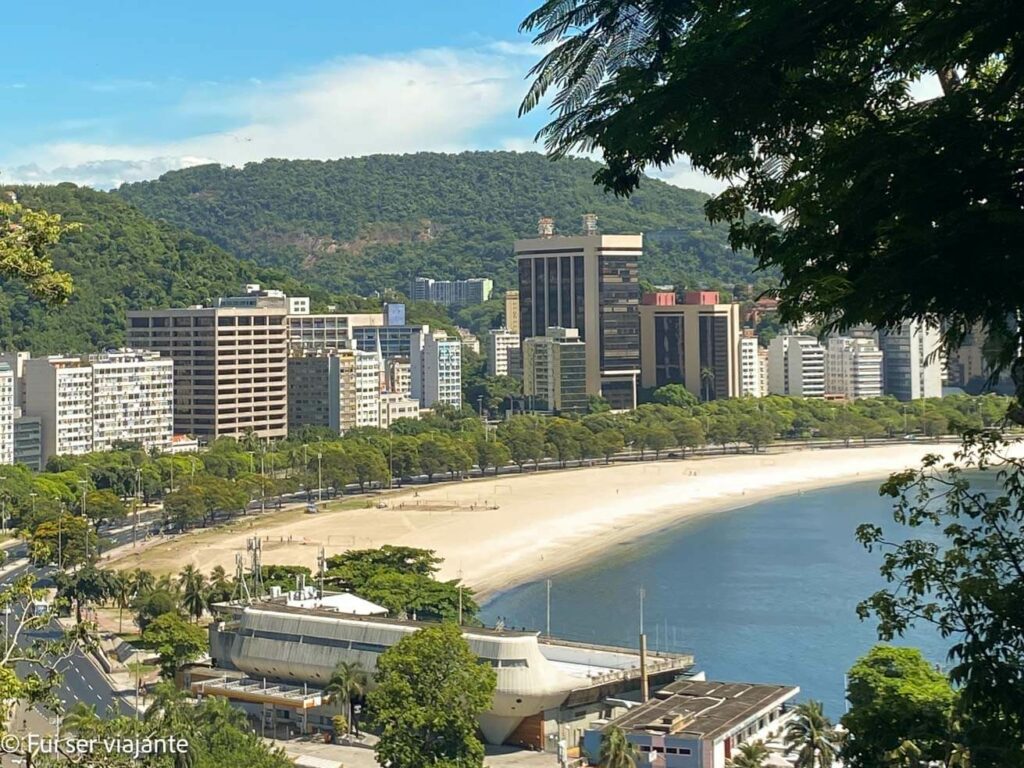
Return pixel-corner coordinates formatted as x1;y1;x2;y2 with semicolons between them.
104;442;979;598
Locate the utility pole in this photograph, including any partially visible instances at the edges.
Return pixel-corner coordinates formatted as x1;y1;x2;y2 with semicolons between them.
639;586;649;702
317;547;326;600
260;453;266;514
546;579;552;637
317;452;323;503
0;475;7;534
78;480;89;560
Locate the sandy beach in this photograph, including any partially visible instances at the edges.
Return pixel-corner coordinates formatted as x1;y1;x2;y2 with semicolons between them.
104;441;988;598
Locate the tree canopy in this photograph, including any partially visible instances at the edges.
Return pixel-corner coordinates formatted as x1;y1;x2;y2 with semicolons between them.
520;0;1024;399
368;623;496;768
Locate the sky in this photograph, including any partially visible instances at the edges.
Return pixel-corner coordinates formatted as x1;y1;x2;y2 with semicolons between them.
0;1;722;193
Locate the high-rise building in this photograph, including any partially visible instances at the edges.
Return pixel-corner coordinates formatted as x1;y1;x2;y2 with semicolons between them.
877;320;943;400
0;352;30;409
516;226;641;409
13;410;42;470
0;364;15;465
825;336;884;400
22;351;174;460
739;330;766;398
638;292;742;401
767;335;826;398
410;277;494;307
288;312;384;352
410;331;462;409
287;345;382;434
758;348;770;398
504;290;520;334
522;327;588;414
486;329;521;378
127;294;289;441
89;350;175;452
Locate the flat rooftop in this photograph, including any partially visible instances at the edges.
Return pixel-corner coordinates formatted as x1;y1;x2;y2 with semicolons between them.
608;680;799;742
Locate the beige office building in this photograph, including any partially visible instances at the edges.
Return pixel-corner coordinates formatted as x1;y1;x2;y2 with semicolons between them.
638;293;742;401
516;227;641;409
288;346;382;434
127;301;289;441
380;393;422;429
486;328;521;378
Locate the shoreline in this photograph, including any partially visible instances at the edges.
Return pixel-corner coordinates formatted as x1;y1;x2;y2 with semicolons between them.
106;441;989;598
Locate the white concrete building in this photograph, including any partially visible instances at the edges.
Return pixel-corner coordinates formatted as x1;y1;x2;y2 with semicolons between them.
385;357;412;396
379;393;422;429
354;349;383;429
89;350;175;452
486;328;521;378
739;331;766;397
826;336;884;400
22;351;173;460
287;312;384;353
0;364;15;465
878;320;943;400
767;335;826;398
411;331;462;409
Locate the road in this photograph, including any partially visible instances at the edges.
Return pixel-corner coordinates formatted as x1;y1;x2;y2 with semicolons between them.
2;558;136;719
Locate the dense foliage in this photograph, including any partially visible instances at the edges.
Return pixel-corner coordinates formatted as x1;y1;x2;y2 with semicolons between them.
519;0;1024;401
857;434;1024;765
368;623;496;768
0;191;76;304
0;184;312;352
841;646;957;768
116;152;762;294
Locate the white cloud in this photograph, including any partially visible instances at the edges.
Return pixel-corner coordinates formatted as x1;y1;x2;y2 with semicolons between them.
2;47;528;189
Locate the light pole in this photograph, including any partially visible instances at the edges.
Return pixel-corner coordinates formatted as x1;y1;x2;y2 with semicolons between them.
0;475;7;534
132;468;141;547
77;479;89;561
317;452;323;503
260;452;266;515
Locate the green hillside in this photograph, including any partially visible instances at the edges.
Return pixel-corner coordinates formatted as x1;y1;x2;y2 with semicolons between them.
0;184;311;353
117;151;762;294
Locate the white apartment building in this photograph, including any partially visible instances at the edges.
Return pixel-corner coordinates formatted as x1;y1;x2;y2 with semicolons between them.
380;393;422;429
767;335;826;398
487;328;521;378
354;350;383;429
411;331;462;409
739;331;766;397
878;320;943;400
0;364;15;465
826;336;884;400
90;351;174;452
22;351;173;460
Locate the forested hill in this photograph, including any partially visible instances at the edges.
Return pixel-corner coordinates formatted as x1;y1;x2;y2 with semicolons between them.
0;184;311;353
117;152;760;294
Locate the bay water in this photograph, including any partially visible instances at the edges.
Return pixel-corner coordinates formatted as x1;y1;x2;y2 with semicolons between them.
481;478;959;720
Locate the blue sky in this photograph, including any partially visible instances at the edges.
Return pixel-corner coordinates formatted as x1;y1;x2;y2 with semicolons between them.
0;1;717;191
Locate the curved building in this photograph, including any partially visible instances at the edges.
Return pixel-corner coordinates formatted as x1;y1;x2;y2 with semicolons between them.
202;601;694;746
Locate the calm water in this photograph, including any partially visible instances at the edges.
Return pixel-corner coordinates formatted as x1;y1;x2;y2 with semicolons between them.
481;479;960;720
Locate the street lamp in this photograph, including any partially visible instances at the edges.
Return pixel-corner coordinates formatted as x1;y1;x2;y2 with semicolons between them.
317;452;323;503
0;475;7;534
77;479;90;561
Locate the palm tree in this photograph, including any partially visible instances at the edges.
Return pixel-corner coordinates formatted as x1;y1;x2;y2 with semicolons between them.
179;565;207;622
728;740;770;768
784;700;838;768
145;682;198;768
110;571;135;634
324;661;368;738
62;702;100;737
700;366;716;402
598;725;637;768
886;740;924;768
132;568;155;596
518;1;685;155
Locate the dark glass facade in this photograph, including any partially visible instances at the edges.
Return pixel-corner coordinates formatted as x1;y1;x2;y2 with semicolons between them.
698;315;732;400
653;315;685;388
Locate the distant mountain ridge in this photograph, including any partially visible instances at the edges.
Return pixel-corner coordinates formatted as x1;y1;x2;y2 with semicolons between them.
0;184;311;353
116;151;760;295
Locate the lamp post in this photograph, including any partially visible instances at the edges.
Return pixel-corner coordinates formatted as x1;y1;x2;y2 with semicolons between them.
132;468;141;547
0;475;7;534
77;479;89;561
317;452;323;503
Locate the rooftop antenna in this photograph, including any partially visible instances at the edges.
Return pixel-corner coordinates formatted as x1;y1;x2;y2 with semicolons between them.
582;213;598;236
247;536;264;598
538;217;554;238
233;552;252;604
